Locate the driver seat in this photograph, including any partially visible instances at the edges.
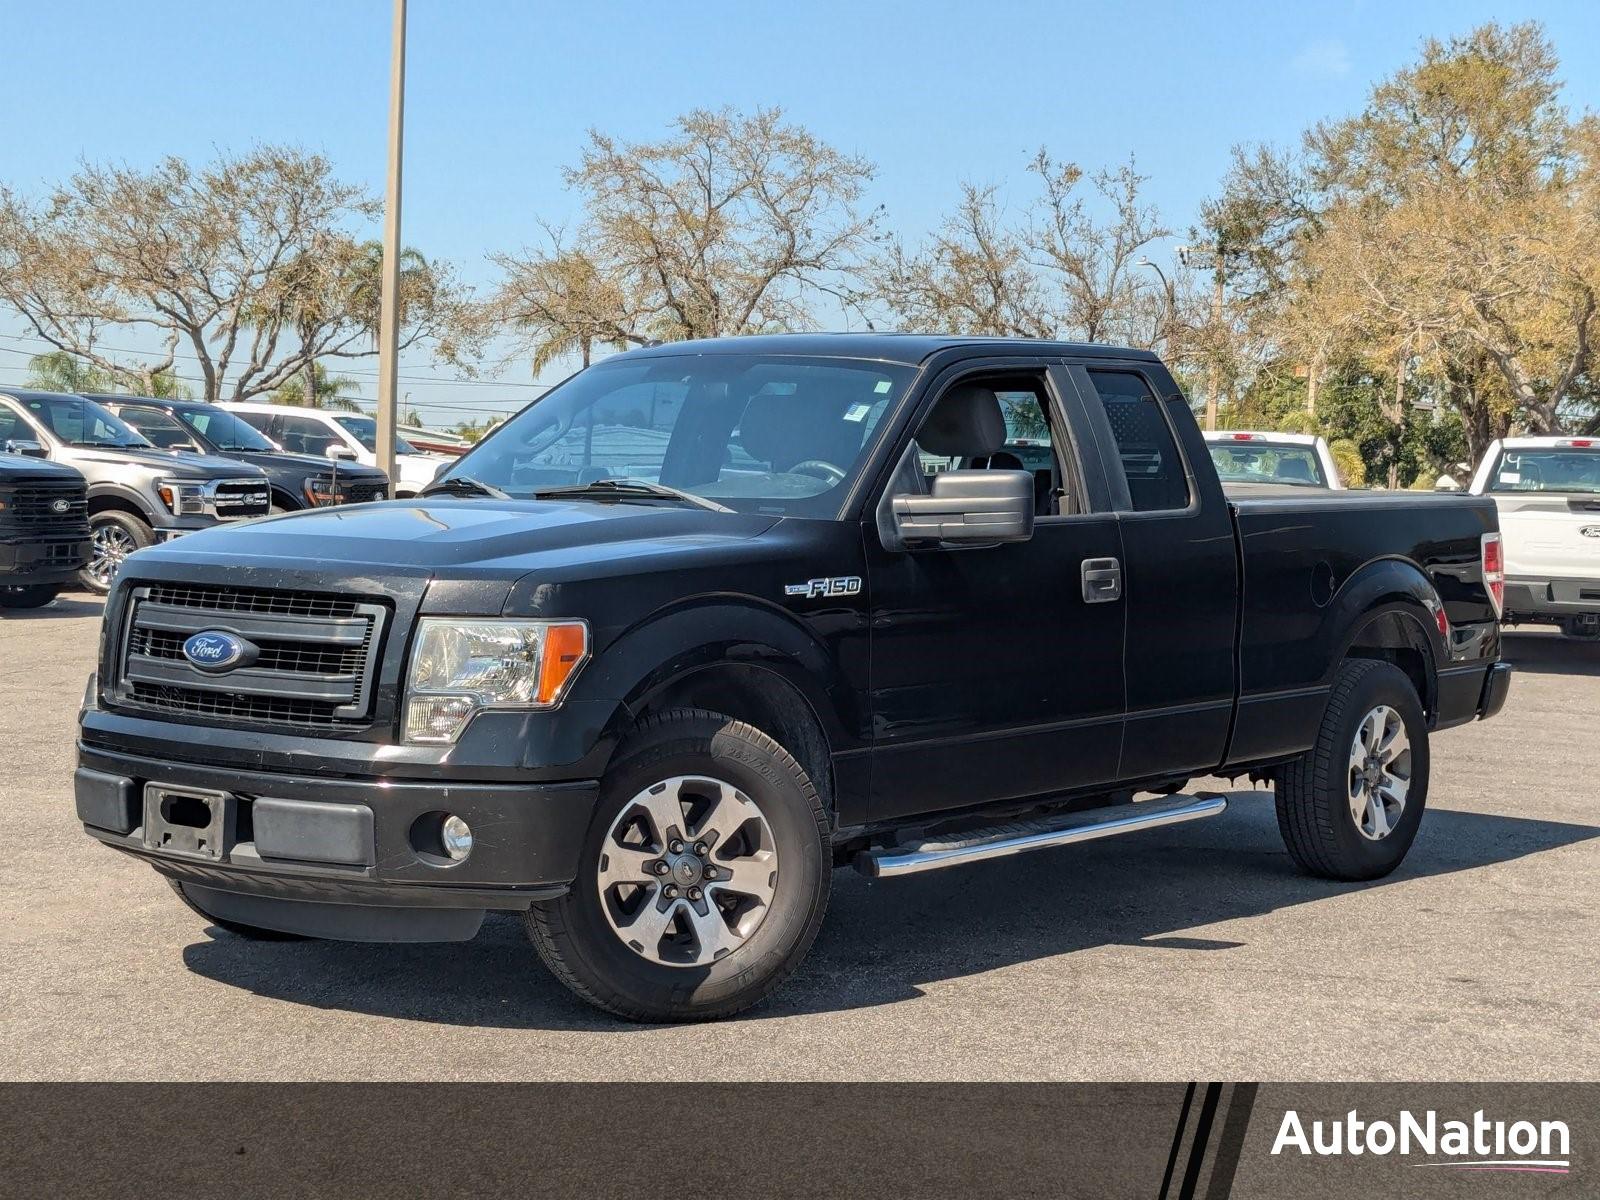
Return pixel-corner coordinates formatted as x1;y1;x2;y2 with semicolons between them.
900;384;1007;495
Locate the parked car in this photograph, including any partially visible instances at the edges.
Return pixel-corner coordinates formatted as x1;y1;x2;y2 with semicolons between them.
87;396;390;512
1204;431;1344;488
1468;434;1600;640
75;335;1508;1022
0;448;90;609
219;402;445;497
0;390;269;593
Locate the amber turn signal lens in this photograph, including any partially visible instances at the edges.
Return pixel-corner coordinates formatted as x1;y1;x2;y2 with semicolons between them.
536;622;589;705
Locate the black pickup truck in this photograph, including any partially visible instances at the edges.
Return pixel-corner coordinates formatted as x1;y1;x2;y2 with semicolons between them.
0;449;90;609
74;335;1510;1021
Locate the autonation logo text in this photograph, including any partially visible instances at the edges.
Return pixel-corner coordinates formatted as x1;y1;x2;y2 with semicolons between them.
1272;1108;1571;1174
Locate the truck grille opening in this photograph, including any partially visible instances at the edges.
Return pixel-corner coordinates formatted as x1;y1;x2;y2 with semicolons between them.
110;584;388;731
342;483;389;505
0;480;89;527
210;480;271;520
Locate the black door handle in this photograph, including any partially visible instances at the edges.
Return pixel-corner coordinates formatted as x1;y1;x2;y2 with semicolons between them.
1082;557;1122;603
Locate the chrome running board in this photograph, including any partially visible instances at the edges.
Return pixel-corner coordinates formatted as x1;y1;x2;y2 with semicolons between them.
854;793;1227;878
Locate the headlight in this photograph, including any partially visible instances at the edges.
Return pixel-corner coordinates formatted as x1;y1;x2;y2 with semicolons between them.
402;618;589;744
156;478;207;515
303;475;338;506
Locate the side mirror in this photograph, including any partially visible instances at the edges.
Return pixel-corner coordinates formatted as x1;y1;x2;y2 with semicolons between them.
3;438;48;459
889;469;1035;549
326;445;357;461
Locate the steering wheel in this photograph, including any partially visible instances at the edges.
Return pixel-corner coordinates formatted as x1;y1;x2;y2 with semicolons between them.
789;459;846;484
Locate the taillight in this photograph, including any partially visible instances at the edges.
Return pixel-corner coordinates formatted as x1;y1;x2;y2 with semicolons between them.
1481;531;1504;618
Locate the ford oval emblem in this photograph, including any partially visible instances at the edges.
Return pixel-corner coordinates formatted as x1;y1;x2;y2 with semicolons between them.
49;497;72;514
1582;526;1600;539
182;631;246;672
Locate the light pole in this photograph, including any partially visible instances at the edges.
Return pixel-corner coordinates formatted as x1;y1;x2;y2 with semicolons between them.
375;0;407;489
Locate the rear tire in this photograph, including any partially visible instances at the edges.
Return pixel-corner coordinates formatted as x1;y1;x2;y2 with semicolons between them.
1275;659;1430;881
82;510;153;594
1559;615;1600;642
0;585;59;609
526;708;831;1022
167;879;308;941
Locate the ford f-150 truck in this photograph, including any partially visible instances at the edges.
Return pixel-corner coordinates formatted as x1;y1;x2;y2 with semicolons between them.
1468;435;1600;640
74;335;1511;1022
0;449;90;609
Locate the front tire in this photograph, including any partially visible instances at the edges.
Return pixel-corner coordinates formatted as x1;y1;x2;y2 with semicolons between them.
526;709;831;1022
0;585;59;610
82;510;153;594
1275;659;1430;881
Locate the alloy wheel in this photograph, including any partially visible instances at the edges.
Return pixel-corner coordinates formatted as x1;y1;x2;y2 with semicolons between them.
87;522;137;587
1347;704;1411;841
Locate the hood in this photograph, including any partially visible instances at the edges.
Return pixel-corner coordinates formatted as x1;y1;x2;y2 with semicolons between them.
225;449;387;478
65;444;267;479
0;451;83;482
134;496;780;580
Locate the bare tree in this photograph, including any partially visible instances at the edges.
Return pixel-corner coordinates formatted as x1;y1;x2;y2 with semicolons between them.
0;146;465;402
487;107;878;368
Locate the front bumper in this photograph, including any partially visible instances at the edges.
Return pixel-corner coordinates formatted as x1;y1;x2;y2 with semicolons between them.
76;742;598;941
0;535;89;585
1504;577;1600;619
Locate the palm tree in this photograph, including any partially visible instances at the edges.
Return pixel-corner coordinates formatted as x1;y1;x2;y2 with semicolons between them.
25;352;112;393
273;363;364;412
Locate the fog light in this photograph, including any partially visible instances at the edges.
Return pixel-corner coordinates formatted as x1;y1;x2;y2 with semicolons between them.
441;814;473;860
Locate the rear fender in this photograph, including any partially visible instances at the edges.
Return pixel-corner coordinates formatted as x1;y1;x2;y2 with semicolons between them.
1326;558;1448;713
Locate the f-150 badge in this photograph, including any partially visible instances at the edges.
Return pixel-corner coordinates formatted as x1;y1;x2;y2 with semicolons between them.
785;576;862;599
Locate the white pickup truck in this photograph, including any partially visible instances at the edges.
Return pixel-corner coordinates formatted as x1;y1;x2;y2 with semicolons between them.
1203;431;1344;489
1469;435;1600;640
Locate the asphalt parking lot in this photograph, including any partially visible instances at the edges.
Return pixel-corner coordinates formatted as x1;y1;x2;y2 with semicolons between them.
3;594;1597;1081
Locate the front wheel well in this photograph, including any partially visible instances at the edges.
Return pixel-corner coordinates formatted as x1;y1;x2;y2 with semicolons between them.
633;664;835;815
87;494;154;525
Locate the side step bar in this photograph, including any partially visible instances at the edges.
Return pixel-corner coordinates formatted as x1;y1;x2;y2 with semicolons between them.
854;793;1227;878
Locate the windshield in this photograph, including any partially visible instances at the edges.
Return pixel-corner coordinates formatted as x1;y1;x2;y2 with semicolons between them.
20;395;150;448
439;353;916;516
116;406;200;450
175;406;275;452
1209;441;1327;487
333;414;419;456
1488;447;1600;494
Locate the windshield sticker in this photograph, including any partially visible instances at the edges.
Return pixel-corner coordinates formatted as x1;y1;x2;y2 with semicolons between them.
874;380;893;393
1499;472;1521;484
843;403;872;423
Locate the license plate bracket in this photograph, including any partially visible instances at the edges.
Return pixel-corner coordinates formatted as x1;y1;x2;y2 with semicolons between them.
143;785;231;861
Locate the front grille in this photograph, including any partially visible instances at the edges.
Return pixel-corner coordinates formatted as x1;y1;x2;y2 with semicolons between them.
111;583;388;730
342;482;388;505
0;479;89;528
211;479;270;520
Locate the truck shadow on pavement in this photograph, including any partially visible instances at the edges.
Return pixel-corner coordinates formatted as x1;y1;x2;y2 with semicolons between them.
2;595;104;621
1500;631;1600;677
179;793;1599;1029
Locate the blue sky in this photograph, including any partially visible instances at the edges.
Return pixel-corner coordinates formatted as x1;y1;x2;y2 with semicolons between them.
3;0;1599;420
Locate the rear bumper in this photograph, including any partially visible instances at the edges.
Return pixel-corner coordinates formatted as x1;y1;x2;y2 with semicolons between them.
1434;660;1513;730
75;742;598;941
1504;577;1600;618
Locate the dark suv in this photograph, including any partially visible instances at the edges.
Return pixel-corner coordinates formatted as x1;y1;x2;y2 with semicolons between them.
87;396;390;512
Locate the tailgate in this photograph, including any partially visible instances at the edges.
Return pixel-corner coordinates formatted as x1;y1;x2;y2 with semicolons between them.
1493;494;1600;578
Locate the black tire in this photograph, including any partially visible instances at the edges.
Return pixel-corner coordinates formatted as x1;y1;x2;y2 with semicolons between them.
1559;616;1600;642
526;708;831;1022
1275;659;1430;881
0;585;59;609
81;510;154;594
166;879;309;941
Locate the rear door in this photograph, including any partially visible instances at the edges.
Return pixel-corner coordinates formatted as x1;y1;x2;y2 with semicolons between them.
1063;361;1238;781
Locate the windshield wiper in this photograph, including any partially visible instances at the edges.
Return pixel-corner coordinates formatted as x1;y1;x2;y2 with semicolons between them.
532;477;731;513
420;475;510;500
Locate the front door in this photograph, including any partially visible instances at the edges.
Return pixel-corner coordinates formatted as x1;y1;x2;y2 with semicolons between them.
866;363;1127;823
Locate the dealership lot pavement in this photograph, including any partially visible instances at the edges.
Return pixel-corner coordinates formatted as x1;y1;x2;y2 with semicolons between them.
3;596;1597;1081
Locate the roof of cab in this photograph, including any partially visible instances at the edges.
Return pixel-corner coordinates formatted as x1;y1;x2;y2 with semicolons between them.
619;332;1162;366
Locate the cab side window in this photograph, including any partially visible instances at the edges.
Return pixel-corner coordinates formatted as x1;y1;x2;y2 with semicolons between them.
0;403;24;444
273;413;340;457
1086;370;1190;511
